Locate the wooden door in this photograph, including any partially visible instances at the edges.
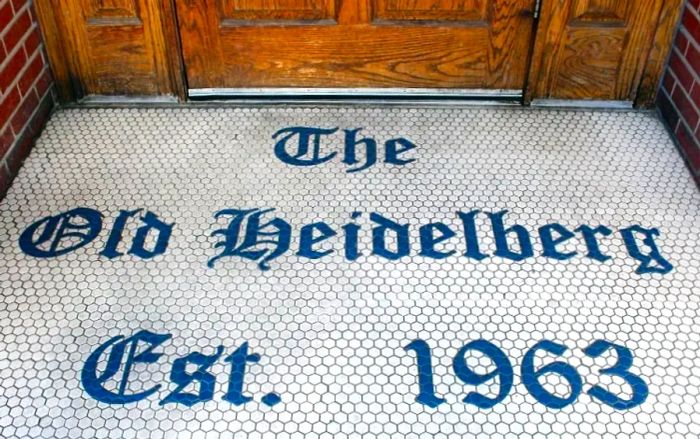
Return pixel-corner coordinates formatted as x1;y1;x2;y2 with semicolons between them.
34;0;184;98
528;0;667;101
176;0;538;90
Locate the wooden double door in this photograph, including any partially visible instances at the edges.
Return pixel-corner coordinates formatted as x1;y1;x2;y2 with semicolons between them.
36;0;684;104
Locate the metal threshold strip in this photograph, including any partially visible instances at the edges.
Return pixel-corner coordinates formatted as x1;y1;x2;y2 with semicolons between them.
188;87;523;102
70;90;635;110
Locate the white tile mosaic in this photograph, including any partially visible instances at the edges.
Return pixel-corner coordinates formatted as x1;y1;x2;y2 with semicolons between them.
0;106;698;438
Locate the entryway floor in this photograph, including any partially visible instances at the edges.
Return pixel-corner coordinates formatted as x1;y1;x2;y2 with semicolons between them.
0;106;699;438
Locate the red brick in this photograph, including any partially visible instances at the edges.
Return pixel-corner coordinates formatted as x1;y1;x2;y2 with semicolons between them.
657;91;681;130
0;86;20;127
686;42;700;77
676;123;700;172
692;83;700;107
0;125;14;158
1;9;31;55
669;51;694;92
5;122;33;175
675;31;689;56
10;88;38;134
10;0;27;14
22;26;41;56
0;2;12;30
2;93;50;172
662;72;676;95
17;53;42;96
683;8;700;38
28;91;53;135
0;163;9;199
28;1;37;21
34;68;52;98
672;86;700;129
0;47;27;92
4;92;52;177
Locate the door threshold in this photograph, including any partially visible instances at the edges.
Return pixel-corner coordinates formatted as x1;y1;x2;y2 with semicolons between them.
531;99;634;110
188;87;523;102
77;94;180;106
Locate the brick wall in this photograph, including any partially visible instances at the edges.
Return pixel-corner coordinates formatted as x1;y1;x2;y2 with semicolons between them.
0;0;54;199
657;0;700;186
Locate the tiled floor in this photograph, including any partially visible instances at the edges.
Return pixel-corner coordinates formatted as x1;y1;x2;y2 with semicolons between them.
0;106;699;438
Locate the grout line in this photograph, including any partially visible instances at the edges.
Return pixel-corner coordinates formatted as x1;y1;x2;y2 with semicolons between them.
666;67;678;97
12;48;41;97
660;87;684;134
0;1;30;45
2;87;53;168
679;15;700;56
679;28;698;58
679;115;700;151
0;23;38;99
656;106;700;183
0;62;49;139
666;50;700;133
685;3;700;28
670;45;700;88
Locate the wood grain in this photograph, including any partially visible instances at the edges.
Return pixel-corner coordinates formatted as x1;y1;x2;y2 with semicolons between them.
34;0;683;102
373;0;488;21
35;0;180;97
635;0;685;108
161;0;188;101
570;0;628;23
528;0;669;101
555;28;624;99
177;0;536;89
86;0;140;20
176;0;226;87
487;0;537;91
219;0;336;21
34;0;79;101
217;26;489;88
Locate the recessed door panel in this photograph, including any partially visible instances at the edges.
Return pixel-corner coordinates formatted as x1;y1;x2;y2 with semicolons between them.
176;0;537;90
46;0;173;95
373;0;488;21
530;0;666;101
219;0;337;21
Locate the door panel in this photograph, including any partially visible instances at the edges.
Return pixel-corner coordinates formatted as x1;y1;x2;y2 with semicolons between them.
43;0;177;96
570;0;628;22
529;0;665;101
219;0;337;21
176;0;537;90
85;0;140;21
373;0;488;21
